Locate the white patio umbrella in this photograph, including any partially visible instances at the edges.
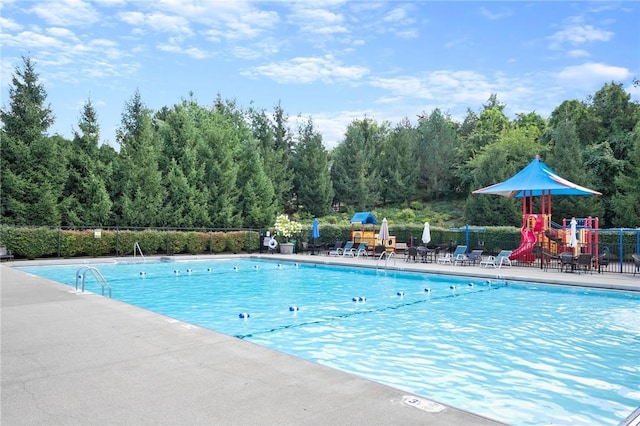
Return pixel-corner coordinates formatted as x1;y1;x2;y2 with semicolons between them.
378;217;390;243
569;217;578;249
422;222;431;245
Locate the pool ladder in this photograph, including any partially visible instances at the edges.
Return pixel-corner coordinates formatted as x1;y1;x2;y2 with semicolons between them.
75;266;111;298
133;241;145;261
376;251;397;269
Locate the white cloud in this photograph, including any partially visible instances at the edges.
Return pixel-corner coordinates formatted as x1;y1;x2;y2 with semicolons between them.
157;43;209;59
370;76;433;99
567;49;590;58
299;109;371;149
384;6;410;23
396;29;418;39
287;7;348;35
243;55;368;84
556;62;630;85
548;18;613;50
370;70;503;105
2;30;66;49
119;11;192;34
0;16;22;31
119;11;145;26
146;13;192;34
479;7;513;20
232;39;281;60
30;0;100;26
46;27;79;41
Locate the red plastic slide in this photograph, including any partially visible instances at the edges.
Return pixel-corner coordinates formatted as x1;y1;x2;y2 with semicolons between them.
510;228;537;261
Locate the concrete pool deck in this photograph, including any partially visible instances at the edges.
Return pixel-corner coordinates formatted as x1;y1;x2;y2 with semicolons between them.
2;253;639;425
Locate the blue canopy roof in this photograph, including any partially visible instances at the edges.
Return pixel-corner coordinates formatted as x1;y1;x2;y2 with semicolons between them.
472;156;602;198
350;211;378;224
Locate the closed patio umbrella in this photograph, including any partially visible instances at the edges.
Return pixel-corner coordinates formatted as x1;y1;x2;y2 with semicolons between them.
311;218;320;254
422;222;431;245
379;217;390;244
569;217;577;249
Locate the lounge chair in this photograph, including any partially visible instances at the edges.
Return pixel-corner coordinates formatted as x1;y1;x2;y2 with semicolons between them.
0;246;13;262
330;241;353;256
438;245;467;265
454;249;484;266
343;242;365;257
353;242;368;258
327;241;343;256
632;254;640;276
480;250;512;268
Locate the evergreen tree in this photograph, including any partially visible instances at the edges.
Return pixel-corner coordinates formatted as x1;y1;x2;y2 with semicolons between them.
415;109;460;200
375;118;416;205
237;138;276;228
456;95;509;195
61;99;112;226
154;99;210;227
0;56;64;225
612;122;640;226
202;95;243;227
590;82;638;159
546;113;604;223
331;118;384;210
271;102;295;210
113;90;167;227
464;127;544;226
291;117;333;217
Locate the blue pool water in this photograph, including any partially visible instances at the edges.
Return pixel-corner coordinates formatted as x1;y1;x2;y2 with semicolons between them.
19;258;640;425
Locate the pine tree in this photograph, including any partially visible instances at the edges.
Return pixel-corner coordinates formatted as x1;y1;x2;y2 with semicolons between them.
113;90;167;226
237;138;276;228
61;99;112;225
612;122;640;226
0;56;65;225
291;117;333;217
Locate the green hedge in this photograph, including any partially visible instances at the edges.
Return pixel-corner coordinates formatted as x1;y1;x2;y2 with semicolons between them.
1;225;636;260
0;227;261;259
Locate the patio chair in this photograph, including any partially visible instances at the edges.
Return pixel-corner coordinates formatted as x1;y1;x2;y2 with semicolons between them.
330;241;353;256
0;246;13;262
405;246;419;262
354;243;368;258
480;250;512;268
576;253;593;274
327;241;343;256
559;252;577;273
438;245;467;265
299;241;310;254
343;242;364;257
455;249;484;266
597;247;610;273
632;254;640;276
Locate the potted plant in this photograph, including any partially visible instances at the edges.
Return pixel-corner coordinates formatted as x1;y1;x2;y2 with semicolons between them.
274;214;302;254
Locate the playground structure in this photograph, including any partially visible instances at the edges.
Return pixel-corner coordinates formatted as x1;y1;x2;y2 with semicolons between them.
349;212;396;253
473;156;603;268
510;212;600;264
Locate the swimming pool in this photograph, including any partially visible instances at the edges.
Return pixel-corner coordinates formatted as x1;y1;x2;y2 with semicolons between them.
18;258;640;425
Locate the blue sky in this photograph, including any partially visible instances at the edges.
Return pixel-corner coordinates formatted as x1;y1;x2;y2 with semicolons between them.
1;1;638;149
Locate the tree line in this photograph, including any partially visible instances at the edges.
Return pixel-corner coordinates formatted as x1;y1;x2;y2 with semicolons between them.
2;56;639;229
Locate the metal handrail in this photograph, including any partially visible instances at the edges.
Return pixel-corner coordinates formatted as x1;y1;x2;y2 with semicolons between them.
75;267;111;298
376;251;397;269
133;241;145;261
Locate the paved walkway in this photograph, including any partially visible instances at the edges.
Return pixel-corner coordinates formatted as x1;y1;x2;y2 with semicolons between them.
2;253;639;425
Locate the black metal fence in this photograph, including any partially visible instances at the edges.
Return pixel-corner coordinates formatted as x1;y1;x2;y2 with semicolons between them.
2;225;639;275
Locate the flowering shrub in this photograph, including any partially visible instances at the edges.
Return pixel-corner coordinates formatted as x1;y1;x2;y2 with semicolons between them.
274;214;302;242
